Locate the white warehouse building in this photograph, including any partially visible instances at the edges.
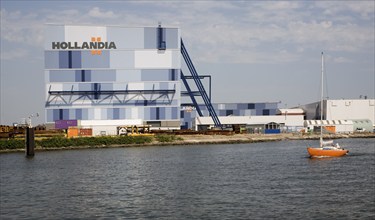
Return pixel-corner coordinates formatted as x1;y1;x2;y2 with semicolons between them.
299;99;375;130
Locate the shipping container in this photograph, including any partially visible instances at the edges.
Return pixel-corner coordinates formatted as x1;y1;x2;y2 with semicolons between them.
265;129;281;134
55;120;78;129
324;126;336;133
67;127;79;138
79;128;93;136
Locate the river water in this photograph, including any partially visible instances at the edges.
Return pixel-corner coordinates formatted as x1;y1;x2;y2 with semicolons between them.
1;138;374;219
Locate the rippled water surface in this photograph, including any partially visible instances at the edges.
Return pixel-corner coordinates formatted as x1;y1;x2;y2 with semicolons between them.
1;138;374;219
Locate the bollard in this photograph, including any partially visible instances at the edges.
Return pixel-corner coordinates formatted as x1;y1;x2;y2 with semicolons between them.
25;127;35;157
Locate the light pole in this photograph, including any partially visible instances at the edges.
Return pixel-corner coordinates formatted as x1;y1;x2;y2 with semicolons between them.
27;113;39;128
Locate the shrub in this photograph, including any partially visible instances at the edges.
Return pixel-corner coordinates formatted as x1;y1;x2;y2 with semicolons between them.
0;135;155;150
0;139;25;150
155;134;182;143
37;137;72;148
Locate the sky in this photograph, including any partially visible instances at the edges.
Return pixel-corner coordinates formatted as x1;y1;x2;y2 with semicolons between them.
0;0;374;125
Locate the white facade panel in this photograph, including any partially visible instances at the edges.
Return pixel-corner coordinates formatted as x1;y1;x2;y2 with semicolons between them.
128;82;144;90
94;108;101;120
92;126;118;136
80;119;143;126
64;26;107;45
335;124;353;133
195;115;304;129
110;51;135;69
172;50;181;68
134;50;173;68
131;108;138;119
326;99;375;125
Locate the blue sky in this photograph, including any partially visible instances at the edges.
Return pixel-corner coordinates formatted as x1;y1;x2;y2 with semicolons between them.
1;0;374;125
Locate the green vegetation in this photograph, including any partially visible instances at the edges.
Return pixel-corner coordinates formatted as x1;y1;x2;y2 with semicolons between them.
155;134;183;143
37;136;153;148
0;135;154;150
0;139;24;150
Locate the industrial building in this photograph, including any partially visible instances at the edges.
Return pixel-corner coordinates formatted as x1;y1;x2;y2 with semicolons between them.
299;99;374;131
44;24;374;136
44;24;182;135
181;102;279;129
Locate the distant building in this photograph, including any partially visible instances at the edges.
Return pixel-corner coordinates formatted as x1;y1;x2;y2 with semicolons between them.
299;99;375;130
183;103;305;133
181;102;279;129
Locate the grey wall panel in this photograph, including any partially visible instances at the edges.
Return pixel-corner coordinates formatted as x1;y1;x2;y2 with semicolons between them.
71;51;81;68
45;51;60;69
159;107;166;120
81;50;110;68
107;108;113;119
255;103;266;109
53;109;59;121
50;70;75;82
59;51;69;68
237;103;248;110
172;107;178;119
144;27;157;49
82;109;89;120
164;107;171;120
63;109;69;119
91;70;116;82
144;107;150;120
107;27;144;49
76;109;82;120
78;83;92;91
141;69;170;81
150;107;157;120
110;51;134;69
125;108;132;119
46;110;53;122
116;70;141;82
75;70;82;82
165;28;179;49
69;109;75;119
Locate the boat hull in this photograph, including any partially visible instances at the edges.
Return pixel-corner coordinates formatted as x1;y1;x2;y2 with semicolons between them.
307;147;349;158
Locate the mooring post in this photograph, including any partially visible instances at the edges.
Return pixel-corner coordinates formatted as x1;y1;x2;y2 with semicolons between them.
25;127;35;157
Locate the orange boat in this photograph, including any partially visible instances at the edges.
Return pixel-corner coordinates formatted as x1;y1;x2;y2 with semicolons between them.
306;52;349;158
307;146;349;158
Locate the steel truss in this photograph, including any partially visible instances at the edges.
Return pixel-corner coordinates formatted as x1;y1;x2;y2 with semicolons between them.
180;39;222;128
46;84;176;107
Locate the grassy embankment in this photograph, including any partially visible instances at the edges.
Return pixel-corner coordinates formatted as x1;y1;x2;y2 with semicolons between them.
0;134;183;152
1;132;374;153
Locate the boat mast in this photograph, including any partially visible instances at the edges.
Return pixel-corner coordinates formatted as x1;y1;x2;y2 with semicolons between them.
320;52;324;147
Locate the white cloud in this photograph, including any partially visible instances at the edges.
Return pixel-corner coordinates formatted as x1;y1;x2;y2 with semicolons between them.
88;7;117;19
0;1;373;64
0;48;29;60
333;56;352;63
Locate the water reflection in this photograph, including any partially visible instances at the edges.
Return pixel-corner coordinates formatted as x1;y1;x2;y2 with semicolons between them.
1;139;374;219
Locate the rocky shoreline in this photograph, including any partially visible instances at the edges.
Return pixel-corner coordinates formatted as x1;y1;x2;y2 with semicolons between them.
1;132;374;154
